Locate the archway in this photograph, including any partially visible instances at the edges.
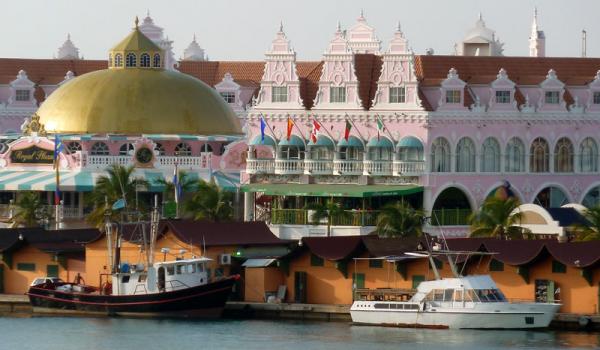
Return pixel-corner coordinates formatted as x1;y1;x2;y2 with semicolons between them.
534;186;569;209
432;187;473;226
582;186;600;208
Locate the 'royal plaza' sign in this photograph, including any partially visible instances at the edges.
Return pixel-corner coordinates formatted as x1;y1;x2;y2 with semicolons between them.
10;146;54;164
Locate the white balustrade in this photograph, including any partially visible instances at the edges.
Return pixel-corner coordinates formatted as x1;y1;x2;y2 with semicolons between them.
158;156;204;169
274;158;304;174
363;160;393;176
246;158;275;174
83;154;210;170
333;160;364;175
393;161;425;176
86;155;132;169
304;159;333;175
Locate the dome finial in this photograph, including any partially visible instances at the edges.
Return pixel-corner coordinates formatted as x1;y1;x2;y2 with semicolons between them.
135;16;139;29
279;20;284;33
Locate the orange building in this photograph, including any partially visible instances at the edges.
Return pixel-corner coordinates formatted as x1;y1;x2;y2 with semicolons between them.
0;227;100;294
246;236;600;315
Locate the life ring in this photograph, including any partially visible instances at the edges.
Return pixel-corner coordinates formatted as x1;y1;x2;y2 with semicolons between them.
578;316;590;327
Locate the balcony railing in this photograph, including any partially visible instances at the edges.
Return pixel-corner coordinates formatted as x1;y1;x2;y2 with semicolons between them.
246;159;275;174
333;159;364;175
304;159;334;175
363;160;393;176
430;208;472;226
270;208;379;226
393;161;425;176
81;154;211;170
274;159;304;175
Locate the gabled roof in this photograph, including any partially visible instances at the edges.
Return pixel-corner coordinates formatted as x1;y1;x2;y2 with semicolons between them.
0;227;101;254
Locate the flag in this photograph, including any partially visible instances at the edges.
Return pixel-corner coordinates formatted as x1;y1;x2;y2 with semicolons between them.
53;134;63;205
286;117;294;141
112;198;126;210
376;117;385;141
310;119;321;143
173;163;182;204
260;117;267;143
344;120;352;141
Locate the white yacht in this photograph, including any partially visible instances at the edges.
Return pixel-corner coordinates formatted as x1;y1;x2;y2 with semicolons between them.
350;252;561;329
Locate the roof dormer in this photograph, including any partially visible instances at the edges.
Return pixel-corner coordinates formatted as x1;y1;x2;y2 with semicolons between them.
254;23;302;110
312;23;360;110
346;10;381;54
8;70;37;107
488;68;517;111
436;68;468;112
538;69;566;111
586;70;600;112
215;73;244;112
371;22;421;111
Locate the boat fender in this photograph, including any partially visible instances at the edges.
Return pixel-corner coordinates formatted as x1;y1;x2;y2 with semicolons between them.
578;316;590;327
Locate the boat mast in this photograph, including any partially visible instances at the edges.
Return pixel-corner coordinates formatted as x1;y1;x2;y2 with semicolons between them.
104;198;114;273
148;195;159;266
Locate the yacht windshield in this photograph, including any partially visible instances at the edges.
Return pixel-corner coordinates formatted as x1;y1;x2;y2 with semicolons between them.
475;289;506;302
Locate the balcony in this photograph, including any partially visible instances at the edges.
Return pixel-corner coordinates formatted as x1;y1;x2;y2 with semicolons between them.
246;158;275;174
333;159;364;175
393;161;425;176
274;159;304;175
270;208;379;226
430;208;471;226
363;160;393;176
81;154;211;170
304;159;333;175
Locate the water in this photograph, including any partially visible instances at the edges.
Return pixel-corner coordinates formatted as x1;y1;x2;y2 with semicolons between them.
0;317;599;350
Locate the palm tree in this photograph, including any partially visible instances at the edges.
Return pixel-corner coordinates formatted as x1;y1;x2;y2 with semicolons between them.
154;170;196;202
12;192;48;227
86;164;148;227
573;205;600;241
376;201;425;238
306;199;352;237
183;178;233;222
468;196;529;239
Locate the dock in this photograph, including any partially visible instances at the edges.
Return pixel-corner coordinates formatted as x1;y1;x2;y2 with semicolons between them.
1;294;598;330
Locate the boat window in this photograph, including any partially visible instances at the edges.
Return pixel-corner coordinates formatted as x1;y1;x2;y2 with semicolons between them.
465;289;479;302
176;265;184;274
166;265;175;276
187;264;196;274
453;290;464;302
196;263;205;272
433;289;444;302
138;274;147;283
405;304;419;310
374;303;390;309
444;289;454;302
121;275;130;283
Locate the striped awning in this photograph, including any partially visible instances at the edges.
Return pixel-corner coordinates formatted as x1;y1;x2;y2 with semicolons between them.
59;134;241;142
0;169;240;192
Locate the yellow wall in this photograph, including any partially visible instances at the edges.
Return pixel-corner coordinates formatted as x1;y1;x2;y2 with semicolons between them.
244;267;284;302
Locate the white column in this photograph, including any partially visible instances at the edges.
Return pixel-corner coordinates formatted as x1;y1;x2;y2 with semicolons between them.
243;192;254;221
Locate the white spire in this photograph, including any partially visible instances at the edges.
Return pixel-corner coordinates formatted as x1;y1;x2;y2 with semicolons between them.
56;33;80;60
529;7;545;57
182;34;206;61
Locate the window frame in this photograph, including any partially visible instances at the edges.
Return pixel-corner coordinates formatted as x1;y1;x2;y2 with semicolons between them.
220;91;236;104
90;142;110;156
330;86;347;103
271;86;288;103
389;86;406;103
126;53;137;67
15;89;31;102
495;90;511;104
544;91;560;104
140;53;151;68
445;90;461;104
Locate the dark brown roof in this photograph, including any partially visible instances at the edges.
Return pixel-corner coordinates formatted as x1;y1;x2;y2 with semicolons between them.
0;227;101;254
302;236;364;261
354;54;382;110
297;61;323;109
361;236;424;257
415;55;600;85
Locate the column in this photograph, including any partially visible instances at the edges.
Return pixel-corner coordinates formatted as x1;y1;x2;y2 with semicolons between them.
243;192;254;221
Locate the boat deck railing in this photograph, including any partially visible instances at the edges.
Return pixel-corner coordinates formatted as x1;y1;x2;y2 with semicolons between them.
354;288;416;302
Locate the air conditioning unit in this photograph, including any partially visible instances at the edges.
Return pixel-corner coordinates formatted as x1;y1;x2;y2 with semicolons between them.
219;254;232;265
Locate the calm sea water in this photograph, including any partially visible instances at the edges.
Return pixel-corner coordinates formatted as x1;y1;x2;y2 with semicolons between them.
0;317;599;350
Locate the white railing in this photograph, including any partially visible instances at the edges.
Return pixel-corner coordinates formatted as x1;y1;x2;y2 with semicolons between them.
246;158;275;174
393;161;426;176
85;155;132;169
62;206;82;218
82;154;211;170
304;159;333;175
363;160;393;176
158;156;206;169
333;159;364;175
274;158;304;174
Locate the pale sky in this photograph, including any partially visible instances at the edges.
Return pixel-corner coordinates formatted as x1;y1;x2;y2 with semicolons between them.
1;0;597;61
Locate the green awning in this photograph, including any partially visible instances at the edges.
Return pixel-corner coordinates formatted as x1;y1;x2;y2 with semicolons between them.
337;136;364;148
249;135;276;146
241;183;423;198
397;136;423;149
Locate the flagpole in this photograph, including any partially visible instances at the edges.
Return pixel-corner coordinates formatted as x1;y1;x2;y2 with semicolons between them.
345;113;366;142
289;115;307;145
312;115;336;141
259;113;279;142
376;114;396;144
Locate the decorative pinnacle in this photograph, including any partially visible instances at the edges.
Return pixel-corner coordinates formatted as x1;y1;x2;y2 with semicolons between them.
396;21;401;32
135;16;139;29
193;33;197;42
279;20;284;32
336;21;341;32
360;9;364;18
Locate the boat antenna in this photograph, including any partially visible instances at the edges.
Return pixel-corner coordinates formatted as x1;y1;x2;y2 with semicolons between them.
202;236;206;257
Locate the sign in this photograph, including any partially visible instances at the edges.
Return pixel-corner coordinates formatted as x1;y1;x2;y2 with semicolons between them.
10;146;54;164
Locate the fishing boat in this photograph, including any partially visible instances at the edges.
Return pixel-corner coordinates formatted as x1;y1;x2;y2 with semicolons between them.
350;249;561;329
27;198;238;318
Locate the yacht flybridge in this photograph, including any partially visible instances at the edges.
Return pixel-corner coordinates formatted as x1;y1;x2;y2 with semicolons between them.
350;250;561;329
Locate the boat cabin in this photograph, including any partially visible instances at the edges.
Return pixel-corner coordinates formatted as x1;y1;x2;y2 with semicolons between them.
410;275;507;305
111;257;212;295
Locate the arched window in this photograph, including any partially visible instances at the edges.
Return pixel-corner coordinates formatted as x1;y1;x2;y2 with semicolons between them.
554;137;574;173
456;137;476;172
480;137;500;172
580;137;598;173
119;143;134;156
431;137;451;172
154;143;165;156
126;53;137;67
530;137;549;173
174;143;192;156
534;186;568;209
583;186;600;208
432;187;472;226
397;137;424;162
153;53;161;68
505;137;525;172
91;142;109;155
66;142;82;154
114;54;123;67
140;53;151;68
200;143;213;153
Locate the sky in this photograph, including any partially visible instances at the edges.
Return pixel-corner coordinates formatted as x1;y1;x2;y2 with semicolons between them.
1;0;597;61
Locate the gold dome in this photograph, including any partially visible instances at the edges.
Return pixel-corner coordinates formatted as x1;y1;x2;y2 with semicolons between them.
36;22;241;136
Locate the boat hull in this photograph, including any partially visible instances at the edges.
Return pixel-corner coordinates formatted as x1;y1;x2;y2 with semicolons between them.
27;277;236;318
351;302;561;329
